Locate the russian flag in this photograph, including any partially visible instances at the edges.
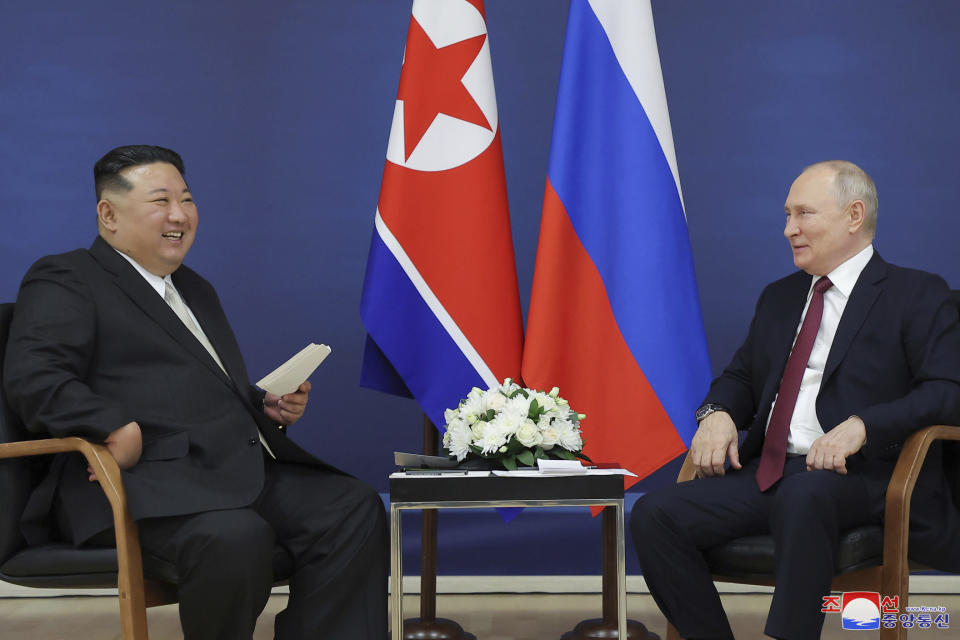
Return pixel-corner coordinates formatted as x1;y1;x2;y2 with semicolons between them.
522;0;711;487
360;0;524;428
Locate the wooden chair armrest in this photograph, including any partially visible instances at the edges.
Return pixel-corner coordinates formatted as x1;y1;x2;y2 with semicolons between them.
0;436;126;514
0;436;147;633
880;425;960;595
677;450;696;483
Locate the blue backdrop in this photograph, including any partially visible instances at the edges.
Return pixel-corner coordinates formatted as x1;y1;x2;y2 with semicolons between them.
2;1;959;575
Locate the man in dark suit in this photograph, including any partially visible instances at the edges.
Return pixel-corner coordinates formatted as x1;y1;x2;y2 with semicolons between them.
631;160;960;640
3;145;388;639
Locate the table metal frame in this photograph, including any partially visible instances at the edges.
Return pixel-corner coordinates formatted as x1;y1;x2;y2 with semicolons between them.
389;493;627;638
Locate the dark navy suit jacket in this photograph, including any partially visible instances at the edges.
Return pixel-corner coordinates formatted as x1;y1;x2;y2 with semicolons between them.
4;236;338;544
704;252;960;570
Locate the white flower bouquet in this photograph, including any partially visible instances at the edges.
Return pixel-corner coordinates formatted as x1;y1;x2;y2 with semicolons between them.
441;379;589;470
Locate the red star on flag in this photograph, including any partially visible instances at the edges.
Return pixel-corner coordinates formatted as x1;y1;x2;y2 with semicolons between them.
396;18;491;161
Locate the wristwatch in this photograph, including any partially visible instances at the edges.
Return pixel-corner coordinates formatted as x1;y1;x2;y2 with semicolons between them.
696;403;728;423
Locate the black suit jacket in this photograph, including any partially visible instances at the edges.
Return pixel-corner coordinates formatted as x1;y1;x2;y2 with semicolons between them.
4;237;338;544
704;252;960;570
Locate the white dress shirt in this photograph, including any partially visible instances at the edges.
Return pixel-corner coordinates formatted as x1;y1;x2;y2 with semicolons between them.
115;251;203;328
765;244;874;454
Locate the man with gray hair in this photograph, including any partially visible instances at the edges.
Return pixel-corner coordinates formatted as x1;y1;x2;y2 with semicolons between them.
631;161;960;639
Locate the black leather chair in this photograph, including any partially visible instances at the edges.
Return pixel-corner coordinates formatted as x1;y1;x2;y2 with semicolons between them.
664;293;960;640
0;302;293;639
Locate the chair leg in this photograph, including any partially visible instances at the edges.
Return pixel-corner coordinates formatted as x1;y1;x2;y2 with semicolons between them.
118;592;150;640
114;514;150;639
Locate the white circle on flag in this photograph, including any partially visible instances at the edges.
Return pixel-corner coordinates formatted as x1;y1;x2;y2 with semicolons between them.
385;0;499;172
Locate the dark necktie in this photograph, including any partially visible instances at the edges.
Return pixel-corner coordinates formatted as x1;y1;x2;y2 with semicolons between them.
756;276;833;491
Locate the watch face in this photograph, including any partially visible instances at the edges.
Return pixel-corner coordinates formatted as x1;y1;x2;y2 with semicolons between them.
697;405;721;422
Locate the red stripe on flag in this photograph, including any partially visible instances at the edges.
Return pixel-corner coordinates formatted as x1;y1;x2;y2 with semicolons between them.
379;130;523;383
522;178;686;488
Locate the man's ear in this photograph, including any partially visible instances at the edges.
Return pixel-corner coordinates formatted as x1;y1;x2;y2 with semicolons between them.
97;199;117;232
848;199;865;233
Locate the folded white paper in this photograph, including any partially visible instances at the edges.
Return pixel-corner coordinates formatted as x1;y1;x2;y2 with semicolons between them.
537;459;588;474
255;343;331;395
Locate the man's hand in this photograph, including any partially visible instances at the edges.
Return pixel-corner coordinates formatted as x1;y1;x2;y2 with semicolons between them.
88;421;143;482
264;381;311;427
806;416;867;474
690;411;741;477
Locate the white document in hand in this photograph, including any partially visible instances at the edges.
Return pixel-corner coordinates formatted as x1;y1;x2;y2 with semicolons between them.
255;343;331;395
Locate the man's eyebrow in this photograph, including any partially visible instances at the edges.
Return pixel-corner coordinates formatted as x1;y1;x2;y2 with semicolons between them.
147;188;191;195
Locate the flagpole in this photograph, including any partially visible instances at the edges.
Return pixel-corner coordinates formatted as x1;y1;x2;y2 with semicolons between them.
399;416;475;640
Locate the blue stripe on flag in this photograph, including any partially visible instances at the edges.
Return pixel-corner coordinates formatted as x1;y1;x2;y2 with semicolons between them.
547;0;710;444
360;232;486;427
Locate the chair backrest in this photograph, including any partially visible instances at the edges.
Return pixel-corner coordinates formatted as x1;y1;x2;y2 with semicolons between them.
0;302;51;565
946;291;960;510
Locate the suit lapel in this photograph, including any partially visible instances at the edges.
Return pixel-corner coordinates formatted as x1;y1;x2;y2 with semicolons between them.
752;272;813;421
88;237;234;387
173;270;247;390
772;272;814;374
822;253;886;384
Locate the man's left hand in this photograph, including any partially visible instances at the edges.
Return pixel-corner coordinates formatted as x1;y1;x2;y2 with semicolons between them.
806;416;867;474
264;381;311;426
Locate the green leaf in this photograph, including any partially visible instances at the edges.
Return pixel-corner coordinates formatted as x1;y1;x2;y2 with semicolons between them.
516;450;535;467
528;398;540;419
502;456;517;471
483;409;496;421
554;449;576;461
534;446;547;460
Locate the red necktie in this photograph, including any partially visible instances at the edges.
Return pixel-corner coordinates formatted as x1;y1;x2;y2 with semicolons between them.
756;276;833;491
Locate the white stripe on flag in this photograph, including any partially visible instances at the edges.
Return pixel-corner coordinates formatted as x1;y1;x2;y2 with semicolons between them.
374;209;499;389
587;0;684;212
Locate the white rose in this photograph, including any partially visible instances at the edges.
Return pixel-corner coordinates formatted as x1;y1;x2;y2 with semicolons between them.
446;422;474;461
540;425;559;449
533;392;557;413
471;421;486;441
515;419;543;448
443;408;459;426
467;387;484;402
481;390;507;413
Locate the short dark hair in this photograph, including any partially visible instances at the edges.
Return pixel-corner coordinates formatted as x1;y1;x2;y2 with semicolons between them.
94;145;185;201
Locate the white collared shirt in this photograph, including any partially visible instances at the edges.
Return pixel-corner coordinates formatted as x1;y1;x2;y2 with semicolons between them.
766;244;875;454
114;251;203;330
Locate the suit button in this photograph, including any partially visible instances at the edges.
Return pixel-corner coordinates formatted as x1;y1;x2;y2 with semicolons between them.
248;438;258;446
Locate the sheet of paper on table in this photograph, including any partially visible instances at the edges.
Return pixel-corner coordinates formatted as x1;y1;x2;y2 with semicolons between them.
490;468;638;478
389;471;494;479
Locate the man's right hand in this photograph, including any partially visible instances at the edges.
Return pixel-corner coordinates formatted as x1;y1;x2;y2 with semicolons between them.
690;411;741;478
88;421;143;482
